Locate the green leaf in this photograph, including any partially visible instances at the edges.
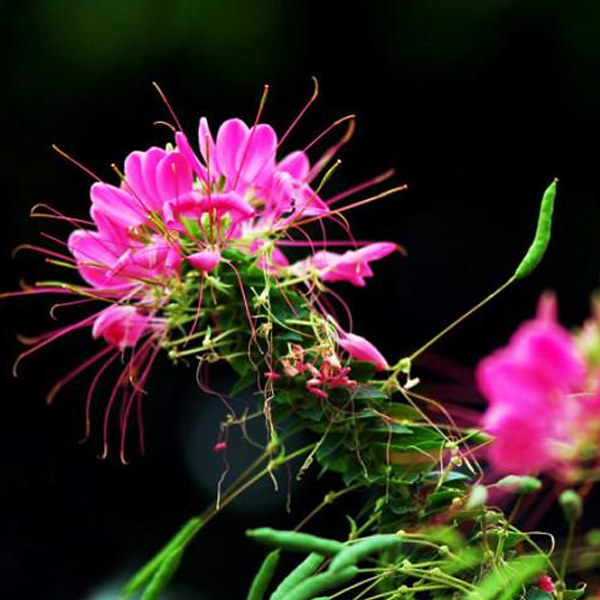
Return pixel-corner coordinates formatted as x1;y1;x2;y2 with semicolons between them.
524;588;553;600
352;385;390;401
348;361;376;381
563;584;587;600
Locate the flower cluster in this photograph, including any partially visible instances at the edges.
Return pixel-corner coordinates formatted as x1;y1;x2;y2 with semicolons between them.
477;293;600;480
13;95;401;459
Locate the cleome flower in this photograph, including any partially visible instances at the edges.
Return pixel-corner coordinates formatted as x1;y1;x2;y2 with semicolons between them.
477;293;600;481
6;83;404;461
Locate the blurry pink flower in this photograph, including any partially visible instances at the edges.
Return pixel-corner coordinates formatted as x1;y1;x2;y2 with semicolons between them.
338;331;389;371
476;294;586;474
92;305;151;350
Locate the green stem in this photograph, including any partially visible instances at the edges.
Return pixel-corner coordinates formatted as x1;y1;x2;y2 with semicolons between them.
409;277;515;361
560;519;577;585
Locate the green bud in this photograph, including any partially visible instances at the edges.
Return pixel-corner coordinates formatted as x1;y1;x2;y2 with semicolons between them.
496;475;542;494
466;485;488;509
560;489;583;523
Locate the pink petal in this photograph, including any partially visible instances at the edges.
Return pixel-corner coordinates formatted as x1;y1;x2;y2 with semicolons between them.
90;182;147;227
198;117;219;174
140;147;168;210
339;331;389;371
187;249;221;272
156;151;194;205
237;123;277;183
92;305;149;350
216;118;249;184
176;131;208;182
277;150;310;180
483;407;556;474
123;150;151;206
68;229;128;288
354;242;397;262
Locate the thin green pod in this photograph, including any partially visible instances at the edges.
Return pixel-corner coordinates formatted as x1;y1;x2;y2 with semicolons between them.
513;179;557;280
121;516;202;598
328;534;402;572
141;547;184;600
270;553;325;600
247;550;281;600
282;566;358;600
248;528;344;555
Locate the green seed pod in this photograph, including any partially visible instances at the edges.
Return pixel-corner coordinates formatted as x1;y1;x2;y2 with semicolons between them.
141;547;183;600
121;516;202;598
247;550;281;600
328;534;401;572
560;489;583;523
496;475;542;494
513;179;557;281
270;553;325;600
282;566;358;600
248;528;344;555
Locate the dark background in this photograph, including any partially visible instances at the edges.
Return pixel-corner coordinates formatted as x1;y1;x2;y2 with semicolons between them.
1;1;600;599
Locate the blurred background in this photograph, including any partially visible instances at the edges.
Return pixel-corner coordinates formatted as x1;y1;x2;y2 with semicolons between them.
1;1;600;598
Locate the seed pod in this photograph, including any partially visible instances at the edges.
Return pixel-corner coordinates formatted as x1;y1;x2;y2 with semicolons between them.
121;516;202;598
270;553;325;600
247;550;281;600
513;179;557;280
141;547;183;600
247;528;344;555
282;566;358;600
329;534;401;572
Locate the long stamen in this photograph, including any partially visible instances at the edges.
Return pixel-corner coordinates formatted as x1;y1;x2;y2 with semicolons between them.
152;81;184;132
30;203;95;226
52;144;102;181
12;314;98;377
81;350;120;443
277;76;320;150
326;169;396;206
46;346;113;405
291;184;408;229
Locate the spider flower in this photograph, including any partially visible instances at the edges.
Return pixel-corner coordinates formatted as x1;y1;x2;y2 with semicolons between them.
7;86;404;460
477;293;600;480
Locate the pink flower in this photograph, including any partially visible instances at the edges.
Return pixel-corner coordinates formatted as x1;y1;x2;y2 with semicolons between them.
92;305;151;350
338;331;389;371
10;89;405;461
292;242;396;286
476;294;586;474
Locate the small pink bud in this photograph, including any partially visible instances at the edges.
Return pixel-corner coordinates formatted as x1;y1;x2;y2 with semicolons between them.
338;331;389;371
306;385;328;399
265;370;280;381
538;575;554;593
213;441;227;453
187;248;221;272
